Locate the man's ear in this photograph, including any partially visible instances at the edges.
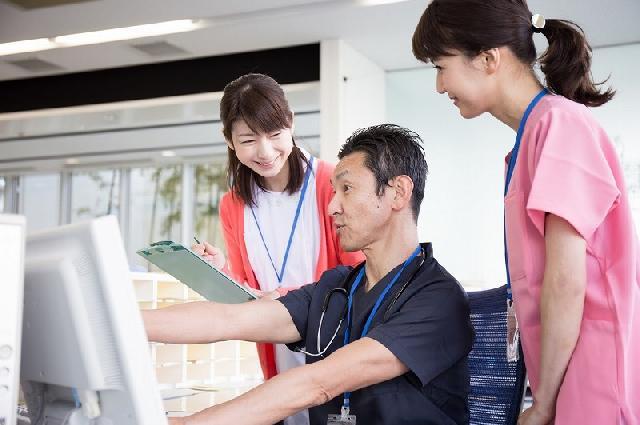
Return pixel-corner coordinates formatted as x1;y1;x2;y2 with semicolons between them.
391;176;414;211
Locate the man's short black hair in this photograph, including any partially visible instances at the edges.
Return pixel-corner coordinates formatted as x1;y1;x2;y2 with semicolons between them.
338;124;428;220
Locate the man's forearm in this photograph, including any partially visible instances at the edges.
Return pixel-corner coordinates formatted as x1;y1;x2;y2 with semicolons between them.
181;337;408;425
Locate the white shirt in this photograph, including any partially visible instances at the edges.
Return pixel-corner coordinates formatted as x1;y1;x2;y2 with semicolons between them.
244;155;319;425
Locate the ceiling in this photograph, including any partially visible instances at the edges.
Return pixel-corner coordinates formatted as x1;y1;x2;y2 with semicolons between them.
0;0;639;81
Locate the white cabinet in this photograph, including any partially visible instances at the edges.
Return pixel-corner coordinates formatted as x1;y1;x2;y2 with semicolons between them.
131;272;263;414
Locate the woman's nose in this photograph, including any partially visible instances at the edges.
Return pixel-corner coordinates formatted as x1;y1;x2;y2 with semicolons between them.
256;137;274;158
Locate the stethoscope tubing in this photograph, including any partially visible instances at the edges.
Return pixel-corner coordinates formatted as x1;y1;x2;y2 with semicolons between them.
299;249;426;357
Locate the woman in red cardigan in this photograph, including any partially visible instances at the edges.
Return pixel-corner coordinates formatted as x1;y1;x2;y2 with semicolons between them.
193;73;363;425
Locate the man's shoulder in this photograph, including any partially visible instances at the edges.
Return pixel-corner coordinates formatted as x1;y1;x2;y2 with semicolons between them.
413;256;468;301
280;265;355;305
317;264;354;286
421;256;462;285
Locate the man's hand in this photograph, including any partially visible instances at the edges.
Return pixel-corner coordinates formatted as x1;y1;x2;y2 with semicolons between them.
518;403;554;425
168;417;186;425
192;241;226;270
244;284;280;300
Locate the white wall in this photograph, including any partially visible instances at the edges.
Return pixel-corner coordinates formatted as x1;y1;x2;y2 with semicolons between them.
590;44;640;228
320;40;386;162
387;43;640;290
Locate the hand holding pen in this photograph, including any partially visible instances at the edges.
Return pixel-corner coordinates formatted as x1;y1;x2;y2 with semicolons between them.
192;235;226;270
191;236;280;300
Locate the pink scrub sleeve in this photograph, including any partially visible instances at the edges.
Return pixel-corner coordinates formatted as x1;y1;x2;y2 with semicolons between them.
525;107;620;239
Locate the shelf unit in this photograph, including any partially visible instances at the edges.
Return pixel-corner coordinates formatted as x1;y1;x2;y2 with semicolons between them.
131;272;264;414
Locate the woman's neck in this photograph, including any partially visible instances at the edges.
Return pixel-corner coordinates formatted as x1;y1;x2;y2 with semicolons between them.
490;71;544;132
262;160;290;192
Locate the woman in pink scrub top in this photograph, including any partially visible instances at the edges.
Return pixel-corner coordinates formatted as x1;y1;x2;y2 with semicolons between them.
412;0;639;424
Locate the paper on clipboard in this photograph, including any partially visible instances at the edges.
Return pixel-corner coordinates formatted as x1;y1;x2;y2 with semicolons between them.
137;240;256;304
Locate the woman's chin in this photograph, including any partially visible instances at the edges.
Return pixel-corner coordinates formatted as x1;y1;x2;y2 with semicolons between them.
250;158;284;177
457;105;484;119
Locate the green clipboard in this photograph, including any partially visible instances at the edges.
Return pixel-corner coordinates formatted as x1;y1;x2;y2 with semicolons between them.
137;240;257;304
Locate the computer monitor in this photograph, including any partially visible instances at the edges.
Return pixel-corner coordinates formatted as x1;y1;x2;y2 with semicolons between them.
20;216;168;425
0;214;26;425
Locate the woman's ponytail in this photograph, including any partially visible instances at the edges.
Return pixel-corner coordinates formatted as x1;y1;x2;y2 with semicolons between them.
539;19;615;107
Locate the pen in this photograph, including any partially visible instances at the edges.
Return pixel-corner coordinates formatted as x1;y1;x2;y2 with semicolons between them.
193;235;201;244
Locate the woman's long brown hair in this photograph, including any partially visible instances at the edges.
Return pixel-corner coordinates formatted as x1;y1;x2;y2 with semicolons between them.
220;73;309;206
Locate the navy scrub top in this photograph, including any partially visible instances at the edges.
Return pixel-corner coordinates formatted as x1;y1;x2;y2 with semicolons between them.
278;243;474;425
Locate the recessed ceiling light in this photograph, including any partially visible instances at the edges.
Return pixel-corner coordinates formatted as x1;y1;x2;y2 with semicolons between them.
0;38;56;56
0;19;205;57
65;158;80;165
161;150;177;158
54;20;203;47
357;0;411;5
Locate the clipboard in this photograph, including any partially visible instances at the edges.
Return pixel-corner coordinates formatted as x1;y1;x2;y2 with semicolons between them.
137;241;257;304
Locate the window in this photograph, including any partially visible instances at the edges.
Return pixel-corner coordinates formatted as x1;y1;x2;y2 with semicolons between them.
129;165;183;271
0;177;5;213
193;162;227;253
21;174;61;233
70;170;121;222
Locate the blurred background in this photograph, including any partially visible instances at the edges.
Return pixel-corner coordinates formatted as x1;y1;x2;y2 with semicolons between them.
1;0;639;287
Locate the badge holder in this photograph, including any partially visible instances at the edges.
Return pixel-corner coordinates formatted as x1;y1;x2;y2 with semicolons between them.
327;406;356;424
506;298;520;362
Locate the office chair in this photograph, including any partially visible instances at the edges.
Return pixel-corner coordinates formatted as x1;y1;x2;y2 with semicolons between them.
467;285;527;425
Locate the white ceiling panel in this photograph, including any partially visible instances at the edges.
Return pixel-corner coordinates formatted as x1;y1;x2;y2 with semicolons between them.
0;0;638;80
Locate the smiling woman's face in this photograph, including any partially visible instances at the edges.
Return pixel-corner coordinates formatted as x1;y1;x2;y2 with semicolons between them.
432;53;495;119
228;119;294;179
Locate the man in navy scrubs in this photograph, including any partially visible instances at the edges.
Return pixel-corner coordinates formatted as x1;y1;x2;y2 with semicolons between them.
144;124;474;425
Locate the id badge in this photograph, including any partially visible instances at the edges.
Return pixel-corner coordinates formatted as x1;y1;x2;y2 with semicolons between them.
506;299;520;362
327;414;356;425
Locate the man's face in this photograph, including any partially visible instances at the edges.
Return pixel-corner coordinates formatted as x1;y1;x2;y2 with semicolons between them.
328;151;394;252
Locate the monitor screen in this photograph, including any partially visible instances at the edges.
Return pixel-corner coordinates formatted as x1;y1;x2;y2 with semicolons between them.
21;216;167;425
0;214;26;425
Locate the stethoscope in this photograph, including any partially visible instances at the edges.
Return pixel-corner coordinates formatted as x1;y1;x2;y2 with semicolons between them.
298;246;427;358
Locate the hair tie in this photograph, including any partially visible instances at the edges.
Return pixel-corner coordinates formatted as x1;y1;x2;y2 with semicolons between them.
531;13;546;33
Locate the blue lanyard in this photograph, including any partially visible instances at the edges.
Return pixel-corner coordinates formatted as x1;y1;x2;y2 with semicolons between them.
504;89;547;299
250;156;314;284
341;245;422;411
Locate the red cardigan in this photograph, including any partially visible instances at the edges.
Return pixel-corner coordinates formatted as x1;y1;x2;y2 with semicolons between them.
219;159;364;380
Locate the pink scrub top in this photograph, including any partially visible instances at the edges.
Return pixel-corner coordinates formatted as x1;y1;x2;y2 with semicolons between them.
505;94;640;424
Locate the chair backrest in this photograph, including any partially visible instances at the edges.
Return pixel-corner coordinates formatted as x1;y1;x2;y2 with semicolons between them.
467;285;527;425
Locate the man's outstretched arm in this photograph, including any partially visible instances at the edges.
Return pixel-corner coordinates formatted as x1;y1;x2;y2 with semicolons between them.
170;336;409;425
142;298;301;345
